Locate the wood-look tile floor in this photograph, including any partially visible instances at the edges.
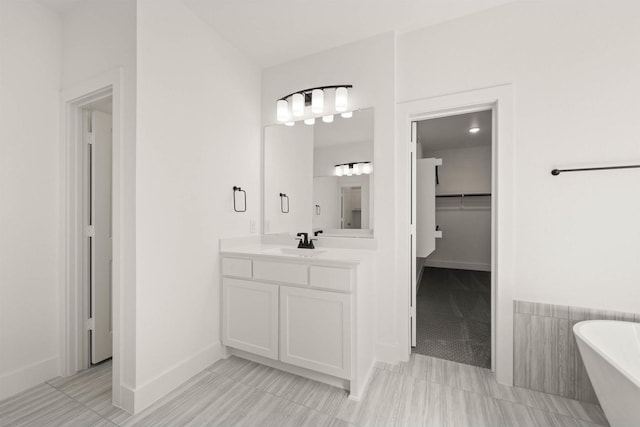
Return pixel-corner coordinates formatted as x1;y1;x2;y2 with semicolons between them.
0;354;609;427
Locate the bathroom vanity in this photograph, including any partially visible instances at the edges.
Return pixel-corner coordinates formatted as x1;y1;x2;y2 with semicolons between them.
219;237;376;400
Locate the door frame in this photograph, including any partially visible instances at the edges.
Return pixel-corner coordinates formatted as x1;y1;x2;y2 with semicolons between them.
59;69;123;406
396;85;515;385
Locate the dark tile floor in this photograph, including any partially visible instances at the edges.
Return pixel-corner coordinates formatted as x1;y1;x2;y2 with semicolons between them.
414;267;492;368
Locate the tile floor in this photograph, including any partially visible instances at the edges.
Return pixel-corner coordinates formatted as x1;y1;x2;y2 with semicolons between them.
415;268;491;368
0;354;609;427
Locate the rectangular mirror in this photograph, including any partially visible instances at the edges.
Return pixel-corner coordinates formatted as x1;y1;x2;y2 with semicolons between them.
264;108;374;238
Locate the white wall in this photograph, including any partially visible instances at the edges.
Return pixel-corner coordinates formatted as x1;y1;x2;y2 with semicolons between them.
262;32;397;360
264;124;314;234
422;146;491;271
136;0;261;412
61;0;137;403
0;0;62;400
399;2;640;313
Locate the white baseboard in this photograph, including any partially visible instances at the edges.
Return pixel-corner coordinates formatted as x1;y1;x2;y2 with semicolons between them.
0;356;59;401
128;342;222;414
424;259;491;272
374;342;397;364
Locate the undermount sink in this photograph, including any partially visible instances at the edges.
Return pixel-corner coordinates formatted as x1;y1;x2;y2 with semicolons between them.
265;247;326;257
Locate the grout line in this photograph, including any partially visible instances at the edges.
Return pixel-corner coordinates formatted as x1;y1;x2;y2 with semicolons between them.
43;383;116;426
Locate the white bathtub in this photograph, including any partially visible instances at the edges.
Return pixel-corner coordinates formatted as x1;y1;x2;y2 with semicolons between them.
573;320;640;427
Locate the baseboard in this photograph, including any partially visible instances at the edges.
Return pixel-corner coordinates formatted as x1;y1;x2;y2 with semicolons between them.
374;342;397;364
424;259;491;272
0;356;59;401
129;341;222;414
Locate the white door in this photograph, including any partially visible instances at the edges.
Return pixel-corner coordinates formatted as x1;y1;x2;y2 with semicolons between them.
410;120;442;347
280;286;351;379
90;110;113;364
222;278;279;360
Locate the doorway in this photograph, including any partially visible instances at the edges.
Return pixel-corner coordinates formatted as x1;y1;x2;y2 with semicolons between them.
82;98;114;366
398;85;515;385
414;110;492;368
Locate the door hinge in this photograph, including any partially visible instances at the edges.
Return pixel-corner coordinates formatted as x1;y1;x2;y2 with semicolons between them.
410;306;416;317
86;225;95;238
87;132;95;145
86;318;95;331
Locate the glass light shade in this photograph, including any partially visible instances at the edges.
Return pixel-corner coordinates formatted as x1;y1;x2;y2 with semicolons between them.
469;127;480;133
335;87;348;112
311;89;324;114
292;93;305;117
284;121;295;127
304;118;315;125
362;163;372;174
353;163;362;175
276;99;289;122
341;111;353;118
322;114;334;123
342;164;350;176
335;165;343;176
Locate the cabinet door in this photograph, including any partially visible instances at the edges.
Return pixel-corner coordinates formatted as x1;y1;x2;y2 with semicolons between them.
280;286;351;378
222;278;278;360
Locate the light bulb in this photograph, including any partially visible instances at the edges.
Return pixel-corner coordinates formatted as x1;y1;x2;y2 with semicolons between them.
342;165;350;176
469;127;480;133
362;163;372;174
353;163;362;175
335;87;348;112
276;99;289;122
304;118;315;125
322;115;334;123
312;89;324;114
292;93;304;117
341;111;353;118
284;121;295;127
335;165;343;176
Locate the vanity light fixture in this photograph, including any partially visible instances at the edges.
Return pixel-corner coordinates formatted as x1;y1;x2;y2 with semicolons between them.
275;85;353;122
469;127;480;133
334;162;372;177
312;89;324;114
304;118;315;125
292;93;305;117
322;115;334;123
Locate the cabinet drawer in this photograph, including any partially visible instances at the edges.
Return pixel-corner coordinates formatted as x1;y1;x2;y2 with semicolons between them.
222;258;252;278
310;266;353;292
253;260;308;285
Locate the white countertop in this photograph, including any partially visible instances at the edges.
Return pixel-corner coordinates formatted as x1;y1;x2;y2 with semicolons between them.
220;243;375;267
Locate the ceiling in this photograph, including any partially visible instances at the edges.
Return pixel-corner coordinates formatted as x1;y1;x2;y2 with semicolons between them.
417;110;492;151
37;0;518;67
183;0;518;67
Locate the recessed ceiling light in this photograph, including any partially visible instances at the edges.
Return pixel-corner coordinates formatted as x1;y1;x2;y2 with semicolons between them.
469;127;480;133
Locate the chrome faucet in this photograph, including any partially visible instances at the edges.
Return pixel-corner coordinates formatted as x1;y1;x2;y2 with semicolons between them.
296;232;316;249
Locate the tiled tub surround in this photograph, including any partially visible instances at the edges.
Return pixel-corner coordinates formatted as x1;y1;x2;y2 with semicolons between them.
514;300;640;404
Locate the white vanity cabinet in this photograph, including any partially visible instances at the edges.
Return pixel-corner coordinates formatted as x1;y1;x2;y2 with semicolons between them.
222;278;278;360
280;286;351;378
220;252;373;398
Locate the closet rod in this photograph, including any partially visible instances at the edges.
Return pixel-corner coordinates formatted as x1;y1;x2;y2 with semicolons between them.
551;164;640;176
436;193;491;198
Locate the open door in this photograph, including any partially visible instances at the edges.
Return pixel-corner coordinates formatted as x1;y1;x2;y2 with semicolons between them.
90;110;113;364
410;121;442;347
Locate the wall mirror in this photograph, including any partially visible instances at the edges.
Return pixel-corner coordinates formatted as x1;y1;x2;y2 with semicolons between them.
264;108;374;238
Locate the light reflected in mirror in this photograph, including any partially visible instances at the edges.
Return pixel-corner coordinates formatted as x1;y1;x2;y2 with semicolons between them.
264;108;374;238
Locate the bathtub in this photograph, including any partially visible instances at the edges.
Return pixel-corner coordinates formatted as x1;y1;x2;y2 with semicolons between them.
573;320;640;427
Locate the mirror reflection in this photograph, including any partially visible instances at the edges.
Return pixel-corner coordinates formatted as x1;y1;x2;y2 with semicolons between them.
264;108;374;238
